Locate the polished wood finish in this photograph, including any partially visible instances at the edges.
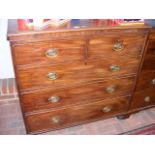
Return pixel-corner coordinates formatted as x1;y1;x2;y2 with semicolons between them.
129;30;155;111
89;34;145;59
21;76;135;113
12;40;85;65
12;34;145;66
135;71;155;91
16;58;139;91
8;19;153;134
130;88;155;109
25;96;129;134
142;39;155;71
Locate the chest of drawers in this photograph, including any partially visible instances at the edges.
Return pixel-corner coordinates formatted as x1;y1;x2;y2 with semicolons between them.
129;30;155;110
7;19;153;134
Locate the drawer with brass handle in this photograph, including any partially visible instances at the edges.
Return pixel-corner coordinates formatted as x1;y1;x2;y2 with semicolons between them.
135;71;155;91
20;76;135;113
144;96;151;103
152;79;155;85
130;88;155;110
12;40;85;66
25;96;129;134
50;116;61;124
106;85;116;93
112;40;125;51
17;58;139;91
88;34;146;59
45;48;58;58
102;106;113;113
48;96;61;103
47;72;58;80
110;65;120;72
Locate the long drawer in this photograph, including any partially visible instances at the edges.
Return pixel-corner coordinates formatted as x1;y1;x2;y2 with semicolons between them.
21;76;135;113
16;58;139;91
25;96;129;133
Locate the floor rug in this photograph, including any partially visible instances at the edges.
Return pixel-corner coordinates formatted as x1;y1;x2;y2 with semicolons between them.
120;124;155;135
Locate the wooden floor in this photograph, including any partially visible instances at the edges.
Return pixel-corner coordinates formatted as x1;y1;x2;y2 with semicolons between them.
1;78;155;135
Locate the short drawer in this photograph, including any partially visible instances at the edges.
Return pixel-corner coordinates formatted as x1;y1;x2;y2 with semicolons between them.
135;71;155;91
12;39;85;65
17;57;139;91
88;33;146;59
21;76;135;112
130;88;155;110
25;96;129;133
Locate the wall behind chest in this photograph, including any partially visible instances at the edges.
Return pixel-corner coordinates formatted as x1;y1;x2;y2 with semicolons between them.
0;19;14;79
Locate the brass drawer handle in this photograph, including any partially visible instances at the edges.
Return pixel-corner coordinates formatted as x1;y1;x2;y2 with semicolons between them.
106;86;116;93
113;40;124;51
102;106;112;113
48;96;61;103
110;65;120;72
45;48;58;58
50;116;60;124
47;72;57;80
152;79;155;85
144;96;151;102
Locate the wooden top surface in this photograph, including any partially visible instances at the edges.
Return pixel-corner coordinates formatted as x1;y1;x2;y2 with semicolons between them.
7;19;151;37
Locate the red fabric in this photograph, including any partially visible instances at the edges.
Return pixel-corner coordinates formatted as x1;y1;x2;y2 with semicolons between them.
131;126;155;135
17;19;27;30
123;124;155;135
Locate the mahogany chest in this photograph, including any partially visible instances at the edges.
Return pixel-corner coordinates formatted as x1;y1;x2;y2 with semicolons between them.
7;20;155;134
129;30;155;110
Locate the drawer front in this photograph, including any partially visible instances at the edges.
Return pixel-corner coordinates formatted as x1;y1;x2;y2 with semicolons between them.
17;58;139;91
149;31;155;40
25;96;129;133
21;76;135;112
130;88;155;110
142;40;155;71
88;34;146;59
12;40;85;65
135;71;155;91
